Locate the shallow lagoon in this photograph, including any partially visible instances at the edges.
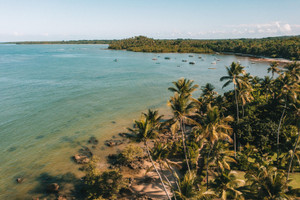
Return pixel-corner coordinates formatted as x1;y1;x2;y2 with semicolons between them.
0;44;272;198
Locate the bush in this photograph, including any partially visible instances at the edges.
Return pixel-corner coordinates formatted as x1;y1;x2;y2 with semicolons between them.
84;161;127;199
117;145;144;165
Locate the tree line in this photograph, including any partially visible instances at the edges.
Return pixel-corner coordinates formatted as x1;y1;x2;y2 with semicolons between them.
108;35;300;60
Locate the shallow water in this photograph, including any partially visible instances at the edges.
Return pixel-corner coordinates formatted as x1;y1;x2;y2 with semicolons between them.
0;44;272;199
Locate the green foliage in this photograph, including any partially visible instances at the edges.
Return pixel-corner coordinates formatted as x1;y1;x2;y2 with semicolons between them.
117;144;144;165
84;162;126;199
109;35;300;60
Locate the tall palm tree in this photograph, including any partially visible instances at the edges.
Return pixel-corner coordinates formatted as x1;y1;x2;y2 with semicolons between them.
238;84;254;118
174;171;215;200
245;165;295;199
287;104;300;180
127;110;172;200
274;73;298;163
197;105;233;189
168;78;199;173
210;170;245;200
260;76;274;101
168;78;199;95
220;62;246;157
267;61;281;79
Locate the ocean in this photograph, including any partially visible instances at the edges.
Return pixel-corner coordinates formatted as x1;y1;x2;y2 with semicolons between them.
0;44;271;199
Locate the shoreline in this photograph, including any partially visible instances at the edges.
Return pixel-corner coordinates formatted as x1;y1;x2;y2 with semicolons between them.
220;52;297;64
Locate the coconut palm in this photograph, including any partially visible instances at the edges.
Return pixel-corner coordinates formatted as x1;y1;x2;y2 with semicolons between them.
196;105;233;189
168;78;199;173
260;76;274;100
168;78;199;95
238;84;254;118
220;62;247;157
287;104;300;180
268;61;281;79
274;73;298;163
285;62;300;83
174;171;215;200
245;165;295;200
127;110;172;200
210;170;245;200
209;142;236;173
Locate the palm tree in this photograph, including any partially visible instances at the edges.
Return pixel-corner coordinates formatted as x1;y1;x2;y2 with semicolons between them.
209;142;236;173
267;61;281;79
287;105;300;180
168;78;199;95
245;165;295;199
127;110;172;200
174;171;215;200
220;62;247;157
260;76;274;101
168;78;199;173
197;105;233;189
210;170;245;200
238;84;254;118
274;73;298;163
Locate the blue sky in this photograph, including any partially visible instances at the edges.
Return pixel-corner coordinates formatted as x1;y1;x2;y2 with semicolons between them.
1;0;300;41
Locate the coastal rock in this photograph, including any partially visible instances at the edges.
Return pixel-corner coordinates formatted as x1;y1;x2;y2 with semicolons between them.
88;136;98;145
73;154;90;164
16;177;24;184
78;147;93;157
46;183;59;193
105;139;123;147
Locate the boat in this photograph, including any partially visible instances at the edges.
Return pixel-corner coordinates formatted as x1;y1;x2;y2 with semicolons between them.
152;58;157;60
189;61;195;65
164;57;171;60
211;61;216;64
198;56;202;59
208;68;216;69
113;59;118;62
188;55;193;57
251;62;256;64
182;59;187;62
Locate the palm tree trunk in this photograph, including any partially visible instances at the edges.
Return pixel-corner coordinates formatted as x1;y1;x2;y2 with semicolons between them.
206;143;214;190
287;127;299;180
181;119;191;173
234;85;239;158
277;104;286;163
166;161;181;194
159;163;177;200
145;141;172;200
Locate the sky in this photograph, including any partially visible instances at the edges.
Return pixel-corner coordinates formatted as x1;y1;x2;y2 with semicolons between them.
0;0;300;42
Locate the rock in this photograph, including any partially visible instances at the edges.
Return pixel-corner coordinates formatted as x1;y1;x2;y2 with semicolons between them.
79;147;93;157
47;183;59;193
73;154;90;164
105;139;123;147
16;177;24;183
88;136;98;145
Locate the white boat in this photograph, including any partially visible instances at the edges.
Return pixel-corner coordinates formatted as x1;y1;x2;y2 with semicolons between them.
211;61;216;64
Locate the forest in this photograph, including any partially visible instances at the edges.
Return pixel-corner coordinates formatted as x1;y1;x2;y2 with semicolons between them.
108;36;300;60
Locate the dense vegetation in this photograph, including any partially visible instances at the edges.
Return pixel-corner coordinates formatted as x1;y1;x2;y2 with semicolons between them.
84;61;299;199
8;40;113;45
108;36;300;60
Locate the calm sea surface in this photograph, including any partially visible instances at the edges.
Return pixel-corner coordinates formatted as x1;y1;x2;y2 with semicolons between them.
0;44;272;199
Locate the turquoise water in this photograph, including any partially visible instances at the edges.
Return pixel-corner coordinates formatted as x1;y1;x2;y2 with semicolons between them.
0;44;271;199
